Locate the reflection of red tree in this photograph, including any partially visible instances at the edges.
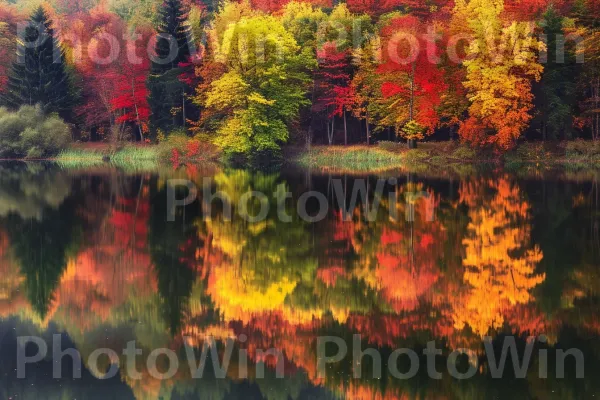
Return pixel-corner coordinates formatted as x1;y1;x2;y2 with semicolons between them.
373;191;444;312
348;312;454;348
54;186;155;332
505;303;550;337
318;210;355;286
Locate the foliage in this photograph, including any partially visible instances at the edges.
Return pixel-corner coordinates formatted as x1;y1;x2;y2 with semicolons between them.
203;13;315;155
147;0;196;133
377;15;447;139
400;120;425;141
533;5;578;140
451;145;477;160
0;105;71;158
0;0;599;157
156;129;220;165
0;4;20;94
455;0;545;150
3;6;74;117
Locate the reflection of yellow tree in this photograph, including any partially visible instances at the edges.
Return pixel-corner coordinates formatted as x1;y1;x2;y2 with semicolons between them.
454;177;545;336
206;170;319;325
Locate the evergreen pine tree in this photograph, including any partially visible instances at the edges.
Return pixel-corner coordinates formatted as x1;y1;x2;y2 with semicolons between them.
199;0;223;18
3;7;73;117
533;6;579;140
147;0;196;134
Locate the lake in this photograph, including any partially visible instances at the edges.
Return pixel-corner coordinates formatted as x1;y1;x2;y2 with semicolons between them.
0;162;598;399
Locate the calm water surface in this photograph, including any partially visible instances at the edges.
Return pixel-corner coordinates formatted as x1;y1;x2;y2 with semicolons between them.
0;162;599;399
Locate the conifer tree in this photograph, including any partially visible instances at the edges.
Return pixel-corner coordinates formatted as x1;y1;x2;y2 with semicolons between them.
3;7;73;117
147;0;196;134
534;5;578;141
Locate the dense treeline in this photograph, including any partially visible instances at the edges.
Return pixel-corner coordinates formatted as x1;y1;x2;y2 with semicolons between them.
0;0;599;158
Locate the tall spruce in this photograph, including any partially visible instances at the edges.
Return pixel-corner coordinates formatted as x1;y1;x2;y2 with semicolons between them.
147;0;196;133
3;7;72;117
533;6;578;140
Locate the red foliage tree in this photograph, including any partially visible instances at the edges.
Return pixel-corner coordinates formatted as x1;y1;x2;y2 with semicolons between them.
316;41;353;145
250;0;333;13
0;4;22;94
109;34;152;141
64;7;151;140
377;15;447;134
347;0;451;18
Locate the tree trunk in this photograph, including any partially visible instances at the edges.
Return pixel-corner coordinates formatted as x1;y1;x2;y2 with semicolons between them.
366;112;370;146
343;111;348;146
182;90;186;129
132;78;144;143
409;61;416;122
542;121;547;141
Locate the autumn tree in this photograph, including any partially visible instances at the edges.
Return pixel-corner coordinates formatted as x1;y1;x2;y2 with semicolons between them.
204;14;314;156
317;42;353;145
110;28;152;141
455;0;545;149
64;8;120;134
574;0;600;140
64;8;151;141
350;37;382;145
314;3;372;145
280;1;327;146
0;4;21;95
377;14;447;146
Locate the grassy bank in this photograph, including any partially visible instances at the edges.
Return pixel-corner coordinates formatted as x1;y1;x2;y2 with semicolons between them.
55;137;221;171
294;142;495;174
56;145;159;170
294;140;600;175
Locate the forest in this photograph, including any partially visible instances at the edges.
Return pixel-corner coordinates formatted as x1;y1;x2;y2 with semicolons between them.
0;0;598;163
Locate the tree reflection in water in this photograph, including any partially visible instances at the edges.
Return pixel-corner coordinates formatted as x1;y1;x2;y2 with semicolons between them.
0;163;598;399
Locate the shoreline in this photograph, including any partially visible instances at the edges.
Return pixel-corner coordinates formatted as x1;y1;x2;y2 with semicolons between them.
3;141;600;176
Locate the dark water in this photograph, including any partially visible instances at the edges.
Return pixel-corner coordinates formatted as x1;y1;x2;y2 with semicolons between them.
0;162;599;399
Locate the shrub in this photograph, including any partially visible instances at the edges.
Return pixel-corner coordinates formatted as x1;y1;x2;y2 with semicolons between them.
404;149;430;163
566;140;600;159
0;105;71;158
451;145;477;160
157;130;220;166
378;141;406;152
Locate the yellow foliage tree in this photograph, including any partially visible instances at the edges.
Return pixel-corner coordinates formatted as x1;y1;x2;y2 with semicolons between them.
455;0;545;149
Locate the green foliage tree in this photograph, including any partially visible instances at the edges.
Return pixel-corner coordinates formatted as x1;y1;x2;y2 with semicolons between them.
204;14;315;156
3;7;73;117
